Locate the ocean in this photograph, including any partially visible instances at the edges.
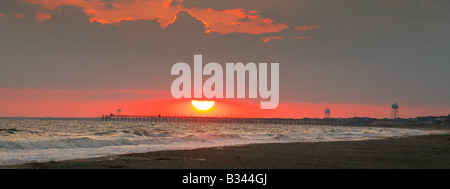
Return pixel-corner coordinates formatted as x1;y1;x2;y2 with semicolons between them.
0;118;441;166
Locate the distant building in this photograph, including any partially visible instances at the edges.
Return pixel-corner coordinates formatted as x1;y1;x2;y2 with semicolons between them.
391;102;399;119
324;108;331;118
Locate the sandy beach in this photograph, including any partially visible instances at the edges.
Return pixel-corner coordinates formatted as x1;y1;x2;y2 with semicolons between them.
2;133;449;169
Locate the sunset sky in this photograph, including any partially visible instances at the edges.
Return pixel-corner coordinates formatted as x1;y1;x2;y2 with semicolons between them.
0;0;449;118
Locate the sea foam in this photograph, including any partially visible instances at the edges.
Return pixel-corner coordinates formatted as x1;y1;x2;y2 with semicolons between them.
0;119;441;165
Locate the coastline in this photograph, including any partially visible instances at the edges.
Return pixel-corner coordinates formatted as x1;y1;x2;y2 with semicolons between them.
2;133;450;169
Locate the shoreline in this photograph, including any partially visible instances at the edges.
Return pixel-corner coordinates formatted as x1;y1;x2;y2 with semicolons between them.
2;133;450;169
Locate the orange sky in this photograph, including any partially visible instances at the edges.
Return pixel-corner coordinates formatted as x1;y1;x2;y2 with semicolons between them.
1;88;448;118
24;0;292;34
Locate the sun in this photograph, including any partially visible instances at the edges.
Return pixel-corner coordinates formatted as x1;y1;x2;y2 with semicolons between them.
191;100;215;111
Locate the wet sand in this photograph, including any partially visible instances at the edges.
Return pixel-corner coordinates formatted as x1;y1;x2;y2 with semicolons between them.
2;134;450;169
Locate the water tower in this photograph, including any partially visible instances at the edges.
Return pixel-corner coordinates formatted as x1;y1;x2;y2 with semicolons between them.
391;102;399;119
324;108;331;118
117;109;121;116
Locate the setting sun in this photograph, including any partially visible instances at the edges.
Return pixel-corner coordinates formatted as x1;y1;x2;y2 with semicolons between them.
191;100;215;111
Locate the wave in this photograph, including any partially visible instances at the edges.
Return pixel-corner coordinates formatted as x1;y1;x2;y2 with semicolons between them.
0;128;38;135
0;138;139;150
182;133;242;140
94;131;117;136
273;134;291;140
0;119;440;166
0;133;244;151
132;129;172;137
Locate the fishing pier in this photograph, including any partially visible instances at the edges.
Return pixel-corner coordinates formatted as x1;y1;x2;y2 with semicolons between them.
101;114;350;126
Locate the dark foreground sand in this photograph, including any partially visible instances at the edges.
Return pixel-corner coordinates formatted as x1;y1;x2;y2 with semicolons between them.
2;134;450;169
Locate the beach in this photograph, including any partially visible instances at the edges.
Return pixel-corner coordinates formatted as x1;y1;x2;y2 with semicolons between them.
2;133;449;169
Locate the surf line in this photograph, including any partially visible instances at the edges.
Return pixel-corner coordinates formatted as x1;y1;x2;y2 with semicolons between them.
171;54;279;109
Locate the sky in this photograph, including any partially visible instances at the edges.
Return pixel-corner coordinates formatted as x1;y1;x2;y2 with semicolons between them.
0;0;449;118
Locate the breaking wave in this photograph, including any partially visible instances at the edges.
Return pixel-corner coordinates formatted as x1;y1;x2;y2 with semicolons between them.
0;119;442;166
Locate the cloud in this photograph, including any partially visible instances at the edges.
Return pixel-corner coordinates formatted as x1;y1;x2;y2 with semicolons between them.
1;0;449;110
164;10;206;36
20;0;296;35
103;3;115;10
261;35;315;43
47;5;92;26
0;0;44;14
294;24;323;31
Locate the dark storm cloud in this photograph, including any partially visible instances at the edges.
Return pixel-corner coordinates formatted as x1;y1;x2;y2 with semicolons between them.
0;0;44;15
0;4;267;90
176;0;450;106
103;3;115;10
164;10;206;37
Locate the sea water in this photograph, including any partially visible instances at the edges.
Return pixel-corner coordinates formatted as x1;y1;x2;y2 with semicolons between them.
0;118;441;165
